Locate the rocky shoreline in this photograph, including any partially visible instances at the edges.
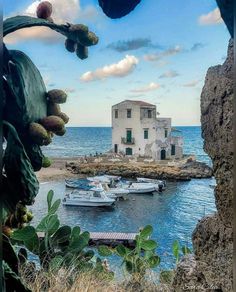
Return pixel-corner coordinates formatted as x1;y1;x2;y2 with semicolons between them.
65;159;212;181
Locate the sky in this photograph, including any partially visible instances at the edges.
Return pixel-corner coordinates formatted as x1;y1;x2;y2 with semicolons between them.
4;0;230;126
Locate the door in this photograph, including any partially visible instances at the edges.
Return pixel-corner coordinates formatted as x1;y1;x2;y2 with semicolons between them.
160;149;166;160
114;144;118;153
171;144;176;155
126;130;132;143
126;148;133;155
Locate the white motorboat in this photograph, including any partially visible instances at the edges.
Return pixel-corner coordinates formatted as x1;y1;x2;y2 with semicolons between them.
87;175;121;185
89;182;129;198
62;186;115;207
121;182;156;194
136;178;166;191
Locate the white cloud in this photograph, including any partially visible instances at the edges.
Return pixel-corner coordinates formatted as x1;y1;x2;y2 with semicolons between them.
159;70;179;78
144;45;182;62
80;55;139;82
4;0;100;44
130;82;160;93
198;8;223;25
183;80;200;87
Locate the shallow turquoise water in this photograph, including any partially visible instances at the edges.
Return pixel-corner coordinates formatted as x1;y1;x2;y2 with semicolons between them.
31;177;216;271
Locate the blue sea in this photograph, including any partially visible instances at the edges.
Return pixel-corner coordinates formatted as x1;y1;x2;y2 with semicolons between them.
31;126;216;273
42;126;211;165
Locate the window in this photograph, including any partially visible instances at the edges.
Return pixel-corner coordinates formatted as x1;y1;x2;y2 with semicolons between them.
164;129;168;138
144;129;149;139
115;110;118;118
127;109;132;118
171;144;176;155
114;144;118;153
126;129;132;143
148;109;152;118
126;147;133;155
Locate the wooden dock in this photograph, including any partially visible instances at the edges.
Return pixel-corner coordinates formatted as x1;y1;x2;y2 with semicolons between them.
37;231;137;247
89;232;137;247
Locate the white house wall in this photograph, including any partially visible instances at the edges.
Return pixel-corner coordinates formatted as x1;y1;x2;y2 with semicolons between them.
112;101;183;160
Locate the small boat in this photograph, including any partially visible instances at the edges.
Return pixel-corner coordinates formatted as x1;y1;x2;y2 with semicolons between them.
65;179;87;189
136;178;166;192
87;175;121;185
122;182;156;194
98;182;129;197
62;186;115;207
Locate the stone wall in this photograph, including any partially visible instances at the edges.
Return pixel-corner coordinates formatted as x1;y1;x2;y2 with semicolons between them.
173;39;233;291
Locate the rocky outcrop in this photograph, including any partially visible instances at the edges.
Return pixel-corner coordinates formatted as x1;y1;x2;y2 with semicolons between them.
173;39;233;291
65;160;212;181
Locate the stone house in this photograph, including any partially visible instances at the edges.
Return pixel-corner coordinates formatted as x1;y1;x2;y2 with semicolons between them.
111;100;183;160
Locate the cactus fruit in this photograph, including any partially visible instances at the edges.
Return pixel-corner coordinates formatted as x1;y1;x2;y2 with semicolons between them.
29;123;48;145
65;39;76;53
42;156;51;168
54;127;66;136
26;212;34;222
21;214;28;223
79;31;99;47
47;102;61;116
3;226;13;237
58;112;69;124
76;44;88;60
36;1;52;19
40;116;65;132
47;89;67;104
69;24;89;36
43;133;52;146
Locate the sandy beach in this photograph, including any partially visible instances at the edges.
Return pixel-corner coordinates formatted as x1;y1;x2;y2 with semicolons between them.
36;157;80;182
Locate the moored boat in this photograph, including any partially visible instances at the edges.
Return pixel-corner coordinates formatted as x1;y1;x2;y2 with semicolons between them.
63;186;115;207
121;182;156;194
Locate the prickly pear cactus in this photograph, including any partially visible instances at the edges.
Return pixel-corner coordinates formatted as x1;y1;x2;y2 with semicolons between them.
2;3;98;291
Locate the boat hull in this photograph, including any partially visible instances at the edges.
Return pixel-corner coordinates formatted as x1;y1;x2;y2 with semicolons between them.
63;199;115;207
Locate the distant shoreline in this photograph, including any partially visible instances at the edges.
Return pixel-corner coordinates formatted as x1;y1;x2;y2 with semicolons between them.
37;156;213;183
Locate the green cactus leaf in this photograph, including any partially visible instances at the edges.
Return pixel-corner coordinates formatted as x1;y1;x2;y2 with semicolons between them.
140;225;153;239
47;190;54;211
181;245;191;255
115;244;127;257
3;234;19;274
172;240;180;262
140;240;157;251
71;226;81;239
69;231;90;252
51;226;71;245
98;245;113;257
48;199;61;215
3;122;39;210
11;226;36;241
24;233;39;254
147;255;160;268
45;214;60;235
83;250;95;261
4;16;98;47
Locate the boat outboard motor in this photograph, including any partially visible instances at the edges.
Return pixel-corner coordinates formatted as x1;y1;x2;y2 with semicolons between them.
158;184;163;192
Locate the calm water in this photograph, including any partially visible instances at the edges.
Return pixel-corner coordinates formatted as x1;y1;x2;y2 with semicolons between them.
33;126;216;272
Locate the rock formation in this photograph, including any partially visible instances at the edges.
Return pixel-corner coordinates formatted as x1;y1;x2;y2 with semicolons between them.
173;39;233;291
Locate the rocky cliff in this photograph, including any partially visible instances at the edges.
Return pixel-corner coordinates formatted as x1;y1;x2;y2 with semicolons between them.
173;39;233;291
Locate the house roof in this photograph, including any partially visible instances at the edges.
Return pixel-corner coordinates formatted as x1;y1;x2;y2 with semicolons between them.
113;100;155;107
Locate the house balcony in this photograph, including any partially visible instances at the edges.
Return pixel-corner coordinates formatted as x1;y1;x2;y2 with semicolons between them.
121;137;135;144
